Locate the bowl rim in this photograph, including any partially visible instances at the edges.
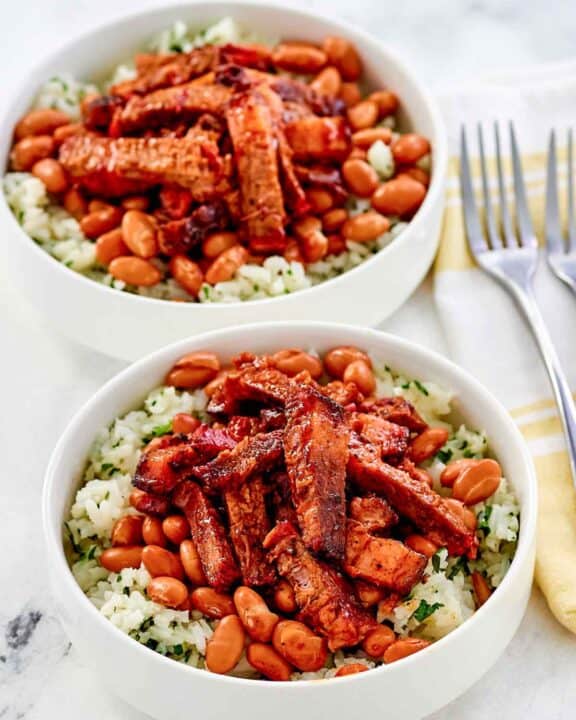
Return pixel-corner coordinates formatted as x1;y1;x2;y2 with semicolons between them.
42;321;537;689
0;0;448;311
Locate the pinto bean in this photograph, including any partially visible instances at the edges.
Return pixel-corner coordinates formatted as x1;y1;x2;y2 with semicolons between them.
272;349;323;379
169;255;204;297
444;498;477;531
205;615;246;674
202;231;238;259
165;351;220;390
293;216;329;262
15;108;70;139
142;545;184;579
322;36;362;80
272;620;327;672
81;206;123;239
362;625;396;658
162;515;190;545
391;134;431;164
111;515;143;547
368;90;399;118
341;211;390;242
121;210;158;259
324;345;371;378
205;245;248;284
234;587;280;642
452;459;502;505
100;546;143;573
147;576;188;608
89;200;113;213
405;534;439;558
306;188;334;214
471;572;492;607
31;158;68;194
142;516;167;547
53;122;87;145
409;428;450;463
11;135;54;170
108;256;161;286
190;587;236;619
352;127;392;149
203;370;229;398
334;663;369;677
343;359;376;395
322;208;348;233
347;100;379;131
95;228;128;265
284;239;304;263
63;188;88;220
273;580;297;614
121;195;150;211
383;637;431;663
371;175;427;217
172;413;201;435
339;82;362;107
403;167;430;187
354;581;384;607
272;43;327;74
246;643;293;681
179;539;207;586
342;159;379;198
440;459;478;488
310;66;342;97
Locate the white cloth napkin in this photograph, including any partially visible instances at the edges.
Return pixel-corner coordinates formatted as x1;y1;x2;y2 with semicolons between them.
434;63;576;633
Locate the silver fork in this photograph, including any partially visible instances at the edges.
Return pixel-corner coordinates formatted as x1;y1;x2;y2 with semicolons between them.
546;129;576;293
460;122;576;484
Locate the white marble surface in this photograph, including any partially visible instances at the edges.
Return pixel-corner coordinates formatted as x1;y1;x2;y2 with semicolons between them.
1;1;576;719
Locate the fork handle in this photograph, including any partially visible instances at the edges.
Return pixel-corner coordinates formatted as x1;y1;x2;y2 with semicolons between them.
510;283;576;480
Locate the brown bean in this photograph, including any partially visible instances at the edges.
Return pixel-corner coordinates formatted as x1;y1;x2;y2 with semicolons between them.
205;245;248;284
343;359;376;395
342;211;390;242
201;231;238;259
368;90;399;118
409;427;450;463
272;349;323;379
172;413;201;435
203;370;229;398
190;587;236;619
324;345;371;378
121;195;150;211
169;255;204;297
452;459;502;505
471;572;492;607
347;147;367;161
100;546;143;573
347;100;379;131
111;515;143;547
53;122;86;145
15;108;70;139
440;459;478;488
81;206;123;239
322;208;348;233
95;228;128;265
444;498;477;531
371;175;427;217
31;158;68;194
391;133;431;164
405;534;439;558
205;615;246;674
88;199;114;213
352;127;392;149
293;216;329;263
354;581;384;607
272;43;327;74
327;236;346;257
322;36;362;80
342;159;379;198
121;210;158;259
63;188;88;220
404;167;430;187
108;256;161;287
272;620;327;672
339;82;362;107
162;516;190;545
334;663;369;677
180;540;207;586
142;517;167;547
284;239;304;263
234;586;280;642
273;580;297;614
11;135;54;171
142;545;184;579
383;637;431;664
362;625;396;658
165;351;220;390
310;66;342;97
306;188;334;214
147;576;188;609
246;643;293;681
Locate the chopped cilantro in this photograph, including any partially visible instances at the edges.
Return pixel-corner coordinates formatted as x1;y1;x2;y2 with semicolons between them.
146;638;158;650
401;382;411;389
431;551;442;573
140;617;154;632
436;448;453;463
413;599;443;622
414;380;429;396
447;556;469;579
384;365;391;372
477;505;493;533
149;421;173;439
172;644;184;655
123;587;130;596
462;449;475;458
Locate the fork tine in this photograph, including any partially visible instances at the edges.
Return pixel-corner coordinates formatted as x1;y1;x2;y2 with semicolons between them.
459;126;488;257
546;130;564;255
477;124;501;248
494;123;514;247
568;128;576;250
509;122;537;248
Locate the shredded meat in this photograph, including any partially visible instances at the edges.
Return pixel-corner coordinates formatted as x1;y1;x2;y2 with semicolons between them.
284;117;350;161
349;495;398;533
265;522;376;650
283;385;348;561
349;413;410;459
358;397;428;433
130;489;171;516
157;200;230;255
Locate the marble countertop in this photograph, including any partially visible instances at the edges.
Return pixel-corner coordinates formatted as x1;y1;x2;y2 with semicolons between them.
2;1;576;718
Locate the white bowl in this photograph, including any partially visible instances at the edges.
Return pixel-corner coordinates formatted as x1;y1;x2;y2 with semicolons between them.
0;2;448;361
43;322;536;720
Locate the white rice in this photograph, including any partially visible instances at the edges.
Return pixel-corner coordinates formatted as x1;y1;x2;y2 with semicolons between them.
3;17;413;305
65;361;520;679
